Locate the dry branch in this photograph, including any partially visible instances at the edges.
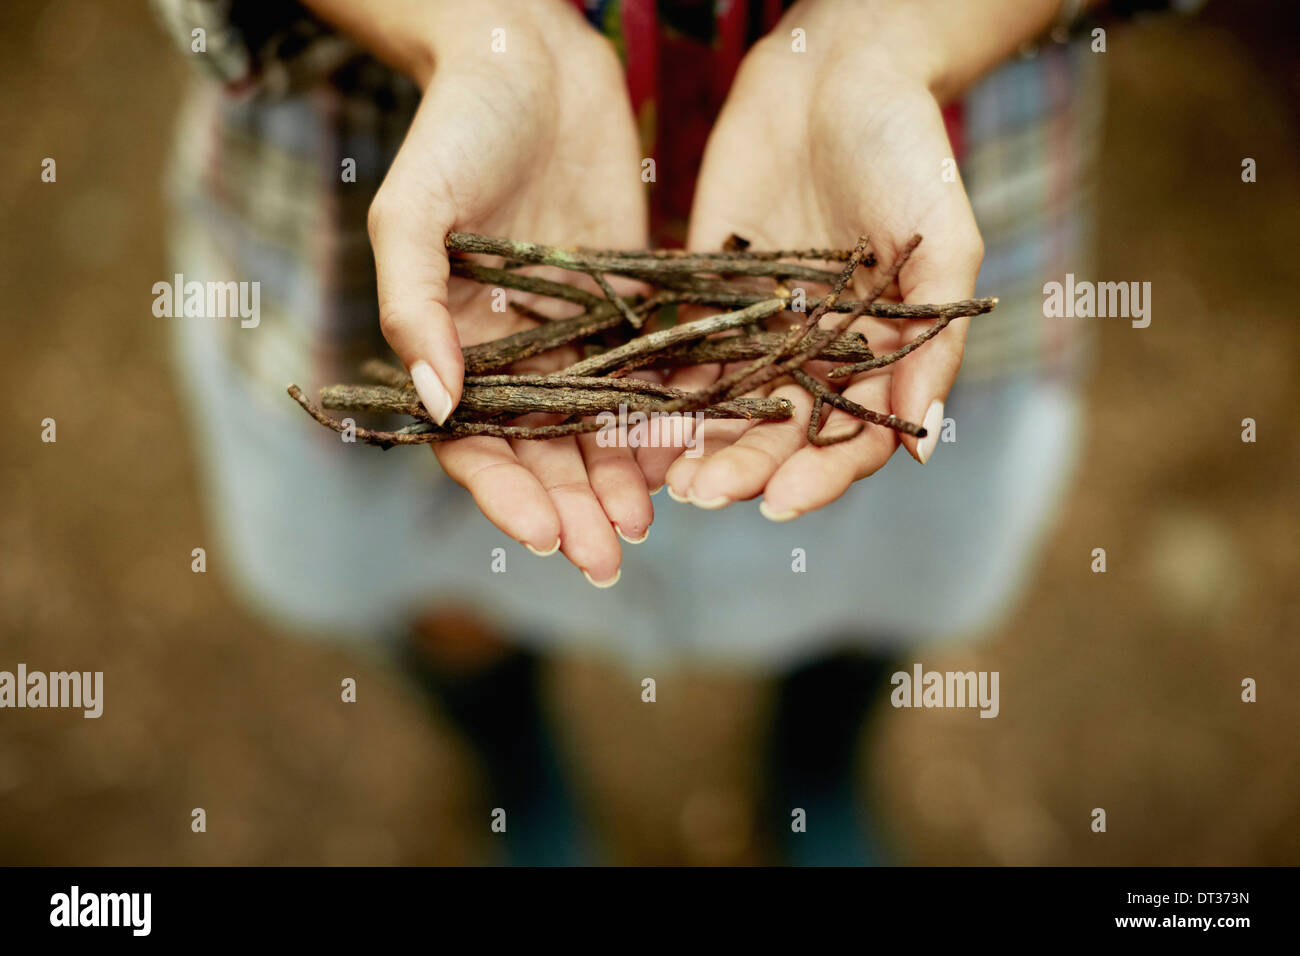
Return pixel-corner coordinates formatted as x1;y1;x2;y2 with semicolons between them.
291;231;994;450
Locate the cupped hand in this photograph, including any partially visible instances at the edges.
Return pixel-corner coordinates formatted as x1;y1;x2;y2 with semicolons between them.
640;9;984;520
366;1;651;584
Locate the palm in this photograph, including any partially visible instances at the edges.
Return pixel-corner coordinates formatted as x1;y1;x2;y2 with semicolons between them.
641;58;983;518
370;31;652;583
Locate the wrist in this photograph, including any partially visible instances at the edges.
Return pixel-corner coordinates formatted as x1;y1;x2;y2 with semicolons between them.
301;0;604;91
768;0;1068;103
744;0;942;103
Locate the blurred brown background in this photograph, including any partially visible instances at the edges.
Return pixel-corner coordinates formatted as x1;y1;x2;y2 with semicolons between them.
1;0;1297;865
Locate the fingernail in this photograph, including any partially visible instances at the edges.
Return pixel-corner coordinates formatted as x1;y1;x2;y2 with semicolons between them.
615;524;648;544
650;484;665;496
410;360;454;425
690;495;731;510
524;538;561;557
917;399;944;464
759;500;799;522
582;567;621;589
666;485;690;503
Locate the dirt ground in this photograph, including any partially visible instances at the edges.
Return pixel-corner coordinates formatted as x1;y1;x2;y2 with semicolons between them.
1;1;1297;865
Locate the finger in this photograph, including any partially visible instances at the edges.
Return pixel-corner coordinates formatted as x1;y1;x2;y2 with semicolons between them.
512;437;623;587
663;415;756;507
892;230;983;465
759;372;897;520
675;382;813;508
577;431;654;545
367;180;462;426
433;437;562;554
633;361;721;491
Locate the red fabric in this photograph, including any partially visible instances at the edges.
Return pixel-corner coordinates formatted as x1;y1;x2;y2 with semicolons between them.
942;102;966;162
571;1;968;244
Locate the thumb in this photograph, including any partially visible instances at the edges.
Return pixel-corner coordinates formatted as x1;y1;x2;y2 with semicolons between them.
891;228;983;465
367;186;462;425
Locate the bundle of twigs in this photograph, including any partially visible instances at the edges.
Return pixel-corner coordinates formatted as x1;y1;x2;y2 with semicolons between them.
287;231;997;449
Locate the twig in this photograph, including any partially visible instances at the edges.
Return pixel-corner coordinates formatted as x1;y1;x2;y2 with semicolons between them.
806;394;866;447
291;384;612;446
588;271;645;329
632;281;996;321
713;234;922;407
447;232;845;285
667;235;873;411
826;313;955;379
576;244;868;263
790;368;926;439
297;232;991;457
360;359;413;388
461;301;620;372
766;234;923;385
640;331;874;370
559;297;788;377
448;259;604;309
510;301;555;324
320;382;793;421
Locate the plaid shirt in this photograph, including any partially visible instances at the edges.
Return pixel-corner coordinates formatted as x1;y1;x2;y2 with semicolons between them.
154;0;1116;415
155;0;1221;660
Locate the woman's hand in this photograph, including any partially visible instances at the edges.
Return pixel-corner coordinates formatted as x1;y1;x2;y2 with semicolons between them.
310;0;652;584
639;0;992;519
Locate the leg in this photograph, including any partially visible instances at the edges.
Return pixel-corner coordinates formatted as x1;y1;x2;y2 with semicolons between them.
765;650;897;866
398;606;588;865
